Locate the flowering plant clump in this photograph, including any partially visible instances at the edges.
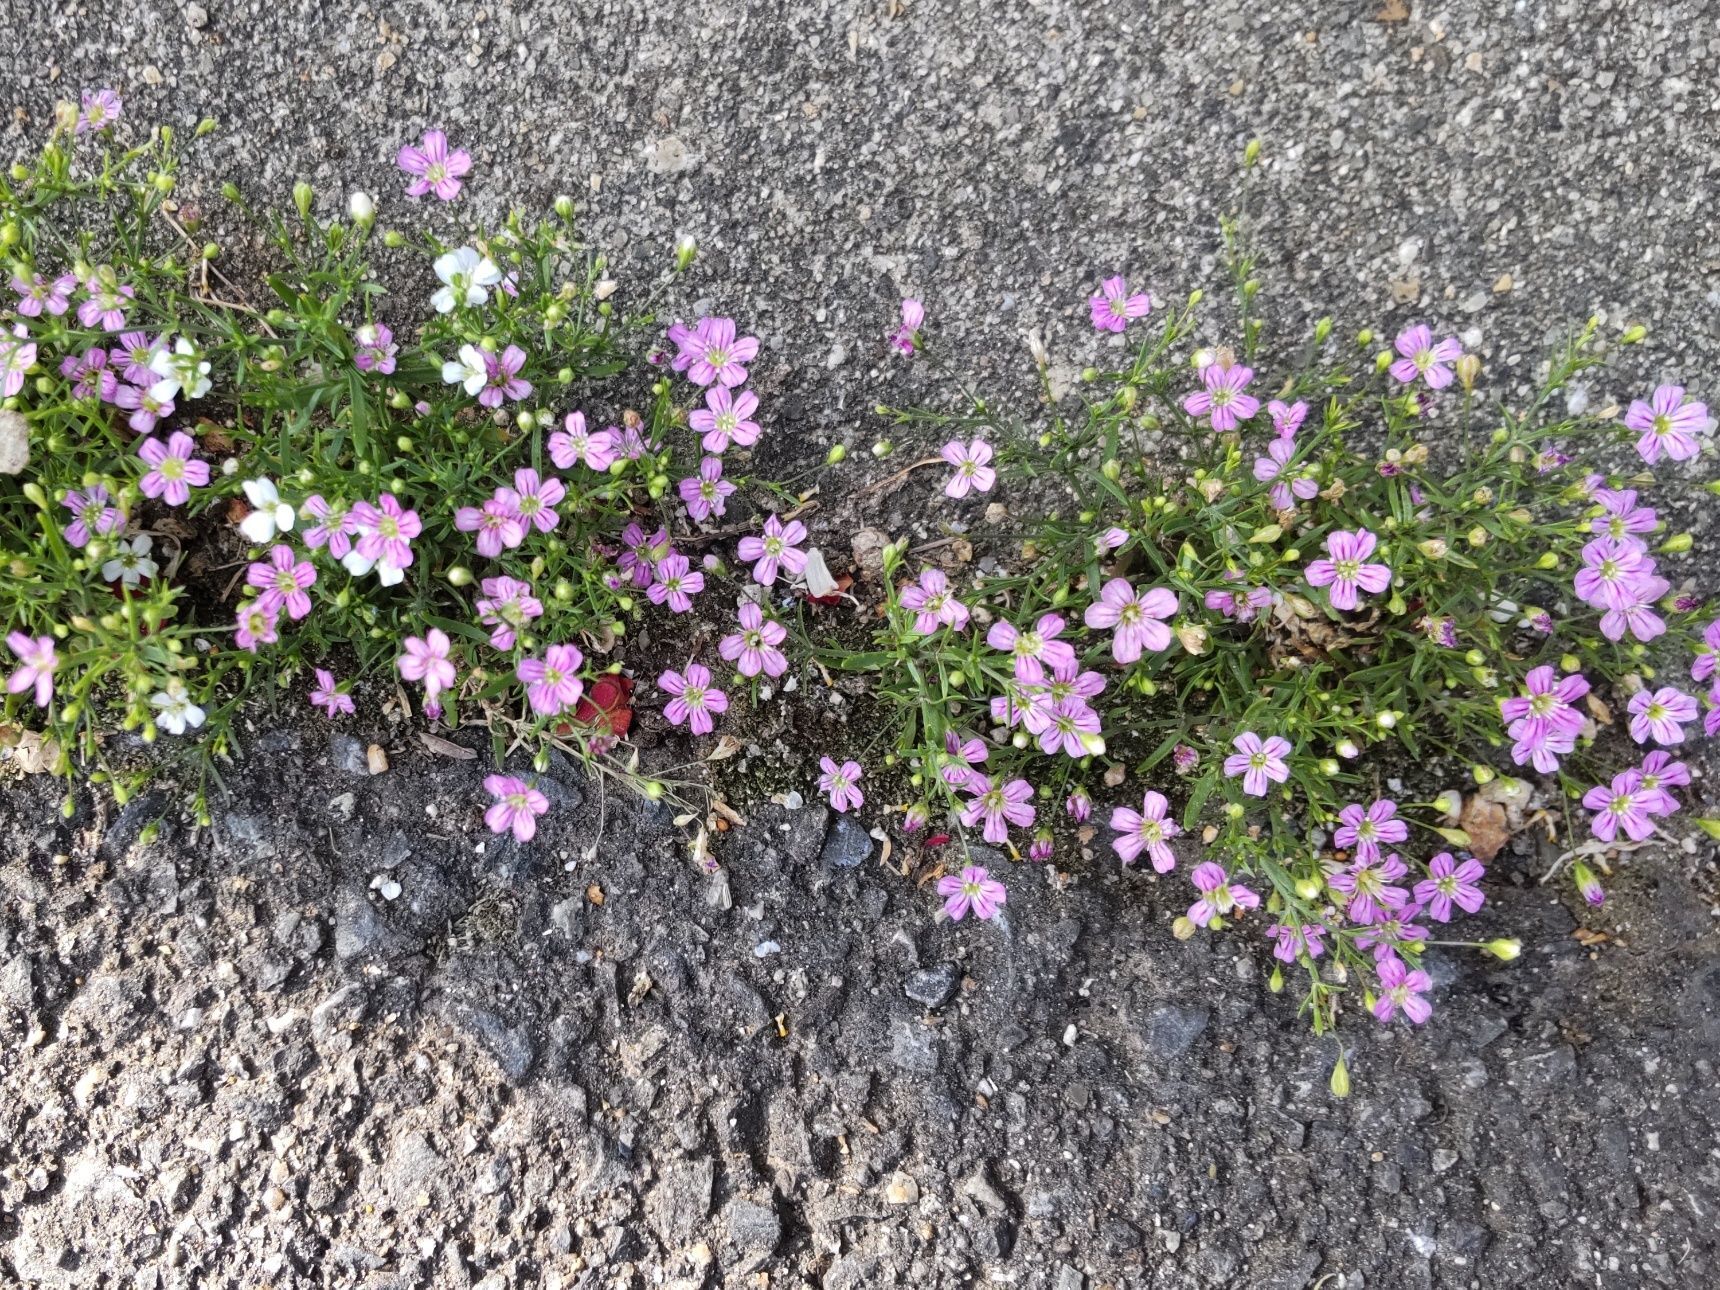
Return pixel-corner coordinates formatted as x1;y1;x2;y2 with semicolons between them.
0;98;772;830
841;172;1717;1078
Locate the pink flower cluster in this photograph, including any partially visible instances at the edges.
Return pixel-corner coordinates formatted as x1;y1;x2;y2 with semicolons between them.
455;469;564;558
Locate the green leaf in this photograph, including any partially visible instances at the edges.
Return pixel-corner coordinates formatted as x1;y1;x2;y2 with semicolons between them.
1694;819;1720;842
1182;774;1214;831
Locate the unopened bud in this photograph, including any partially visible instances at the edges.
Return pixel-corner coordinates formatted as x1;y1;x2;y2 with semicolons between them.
1620;324;1648;345
674;234;698;270
1482;938;1521;961
1455;353;1481;392
292;180;313;219
446;566;473;587
348;191;375;224
826;444;847;465
1661;532;1693;554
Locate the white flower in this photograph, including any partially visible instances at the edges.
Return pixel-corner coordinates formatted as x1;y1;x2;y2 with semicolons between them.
348;191;375;223
239;478;296;543
341;550;405;586
441;344;489;396
101;534;158;586
431;247;502;314
150;682;205;736
148;336;213;401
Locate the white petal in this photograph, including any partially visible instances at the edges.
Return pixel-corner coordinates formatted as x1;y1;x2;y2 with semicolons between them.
440;360;465;385
473;257;502;286
184;705;206;729
376;561;405;587
465;286;490;308
239;511;278;544
242;478;276;507
342;551;375;577
101;559;123;581
271;503;296;532
431;287;456;315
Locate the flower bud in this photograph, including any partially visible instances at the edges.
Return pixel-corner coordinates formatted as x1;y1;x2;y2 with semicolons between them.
446;566;473;587
674;234;697;271
1620;324;1647;344
1482;938;1521;961
1467;525;1488;548
1661;532;1693;554
1335;739;1359;759
826;444;847;465
348;191;375;224
292;180;313;219
1314;316;1333;344
553;194;576;221
1171;915;1198;941
1455;353;1481;392
1375;710;1398;730
1318;758;1340;776
903;803;930;833
383;229;405;248
1330;1054;1351;1099
1374;350;1392;374
644;780;666;800
1471;764;1496;785
871;439;894;459
1101;458;1122;481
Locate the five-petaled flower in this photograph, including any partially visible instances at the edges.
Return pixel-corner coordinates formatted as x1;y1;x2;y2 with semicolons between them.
137;431;209;506
940;437;995;498
6;633;58;707
719;603;789;678
1183;362;1260;431
1389;324;1463;389
398;129;472;201
737;514;808;586
1624;384;1709;464
1223;731;1292;797
246;545;318;620
1412;852;1486;922
1187;862;1260;927
1110;790;1180;871
310;668;355;718
1083;578;1177;665
1333;799;1409;865
484;775;550;842
398;629;457;711
936;865;1007;922
1305;528;1392;612
818;756;864;813
517;643;586;717
660;662;729;735
1089;276;1151;332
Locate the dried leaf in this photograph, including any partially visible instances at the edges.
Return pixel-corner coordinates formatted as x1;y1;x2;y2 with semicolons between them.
418;731;476;760
1458;794;1510;862
1573;927;1610;947
706;734;744;762
1585;693;1613;726
710;798;747;828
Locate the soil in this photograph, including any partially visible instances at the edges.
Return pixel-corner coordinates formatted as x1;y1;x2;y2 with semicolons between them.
5;1;1720;1287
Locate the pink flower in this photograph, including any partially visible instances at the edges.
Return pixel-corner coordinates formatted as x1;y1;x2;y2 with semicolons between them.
1089;276;1150;332
940;731;990;791
1582;771;1654;842
936;865;1007;922
682;317;759;388
899;568;970;635
1035;697;1103;758
1389;324;1462;389
1333;799;1409;864
1500;665;1589;741
1624;384;1708;464
136;431;209;506
1691;617;1720;684
484;775;550;842
398;629;457;707
959;775;1035;845
618;523;671;587
679;455;736;523
62;485;124;547
1413;852;1486;922
510;469;565;534
476;576;543;651
59;347;115;401
1372;955;1433;1025
246;545;318;620
352;494;423;570
1598;579;1670;644
6;633;58;707
647;553;704;612
819;757;864;813
0;324;37;398
353;323;398;374
1268;921;1327;963
302;496;359;559
719;602;789;678
1065;787;1092;822
11;271;76;318
455;492;526;559
398;129;472;201
1627;686;1698;746
548;412;620;472
113;382;173;434
1328;853;1410;925
76;89;122;134
1590;488;1657;545
1573;862;1607;907
890;298;925;354
477;345;531;408
110;331;162;385
1110;790;1180;871
1187;862;1260;926
1083;578;1176;665
660;662;729;735
310;668;355;718
1304;528;1392;612
1182;363;1259;432
1252;438;1320;510
233;601;280;653
690;386;762;453
986;613;1076;683
940;438;995;498
1574;538;1654;611
1267;399;1307;438
737;514;808;586
1223;731;1292;797
1636;750;1690;816
78;277;133;331
516;643;585;716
